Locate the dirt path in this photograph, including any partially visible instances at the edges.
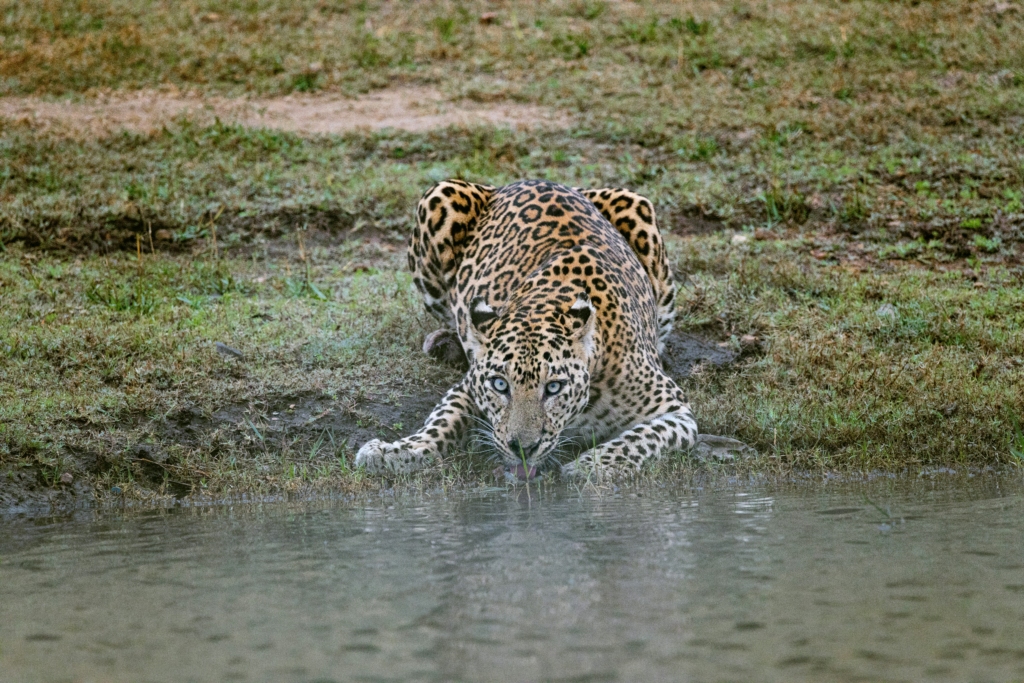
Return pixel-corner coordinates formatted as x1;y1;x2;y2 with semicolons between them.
0;86;569;138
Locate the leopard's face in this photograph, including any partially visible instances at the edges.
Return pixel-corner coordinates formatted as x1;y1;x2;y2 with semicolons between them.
464;293;597;471
468;340;591;471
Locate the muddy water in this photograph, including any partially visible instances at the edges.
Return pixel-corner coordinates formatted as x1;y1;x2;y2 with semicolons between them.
2;476;1024;683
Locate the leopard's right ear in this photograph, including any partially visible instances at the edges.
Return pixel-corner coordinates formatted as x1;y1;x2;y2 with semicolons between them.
464;296;498;358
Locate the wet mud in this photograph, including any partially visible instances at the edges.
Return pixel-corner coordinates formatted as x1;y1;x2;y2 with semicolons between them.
1;329;736;516
660;331;736;378
149;330;734;475
0;467;94;518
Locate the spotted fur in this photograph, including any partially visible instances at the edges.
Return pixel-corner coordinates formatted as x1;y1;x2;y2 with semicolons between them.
355;179;698;478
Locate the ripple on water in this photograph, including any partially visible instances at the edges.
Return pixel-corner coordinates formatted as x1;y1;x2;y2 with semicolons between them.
1;475;1023;682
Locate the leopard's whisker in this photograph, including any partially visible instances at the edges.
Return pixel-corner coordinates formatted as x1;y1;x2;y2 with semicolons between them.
464;414;493;430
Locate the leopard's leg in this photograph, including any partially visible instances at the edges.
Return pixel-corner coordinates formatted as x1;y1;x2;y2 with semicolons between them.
579;187;677;355
560;374;697;479
409;179;495;330
355;382;481;474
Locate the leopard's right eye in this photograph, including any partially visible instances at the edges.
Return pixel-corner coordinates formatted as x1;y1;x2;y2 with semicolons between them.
489;377;509;393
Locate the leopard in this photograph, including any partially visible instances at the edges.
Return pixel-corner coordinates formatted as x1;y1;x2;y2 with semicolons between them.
355;178;699;479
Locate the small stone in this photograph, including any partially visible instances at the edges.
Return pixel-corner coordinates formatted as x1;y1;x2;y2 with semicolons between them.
479;11;499;24
739;334;758;347
215;342;244;360
59;472;73;485
875;304;898;321
692;434;757;462
307;61;323;73
990;70;1017;87
731;233;749;245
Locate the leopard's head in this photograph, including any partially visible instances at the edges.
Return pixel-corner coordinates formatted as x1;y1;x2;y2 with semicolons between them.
463;291;599;475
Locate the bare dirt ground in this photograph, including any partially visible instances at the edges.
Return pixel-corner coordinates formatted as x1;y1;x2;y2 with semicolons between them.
0;86;569;137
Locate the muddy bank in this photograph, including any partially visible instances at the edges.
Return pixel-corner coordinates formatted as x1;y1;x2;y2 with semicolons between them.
179;329;735;459
0;468;90;517
0;330;737;517
661;331;736;378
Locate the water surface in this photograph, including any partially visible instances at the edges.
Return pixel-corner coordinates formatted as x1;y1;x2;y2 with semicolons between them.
2;476;1024;682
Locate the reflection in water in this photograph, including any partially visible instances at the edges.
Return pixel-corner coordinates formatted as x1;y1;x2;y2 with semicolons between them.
1;477;1024;682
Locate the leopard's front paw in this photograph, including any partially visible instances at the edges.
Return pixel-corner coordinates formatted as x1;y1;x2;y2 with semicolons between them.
354;439;389;474
560;459;584;480
561;451;642;480
355;439;430;475
560;456;602;480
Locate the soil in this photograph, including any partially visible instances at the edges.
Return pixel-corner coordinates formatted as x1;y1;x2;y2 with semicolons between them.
661;331;737;378
661;208;727;237
0;468;93;519
0;86;569;138
0;329;737;517
149;328;735;471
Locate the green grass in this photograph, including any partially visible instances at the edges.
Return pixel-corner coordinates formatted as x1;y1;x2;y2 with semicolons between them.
2;121;1020;265
2;230;1021;499
678;237;1024;470
0;238;462;498
1;0;1023;502
2;1;1022;259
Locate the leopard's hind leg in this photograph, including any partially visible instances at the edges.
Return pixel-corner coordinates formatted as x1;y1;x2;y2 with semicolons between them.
579;187;677;355
409;179;494;366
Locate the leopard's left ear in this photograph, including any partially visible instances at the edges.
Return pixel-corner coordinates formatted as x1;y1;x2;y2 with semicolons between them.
469;296;498;329
566;293;598;355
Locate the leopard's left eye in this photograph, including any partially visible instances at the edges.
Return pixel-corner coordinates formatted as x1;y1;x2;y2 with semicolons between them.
545;381;564;396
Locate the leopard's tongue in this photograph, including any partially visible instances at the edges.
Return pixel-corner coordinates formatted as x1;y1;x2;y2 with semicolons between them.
513;464;538;481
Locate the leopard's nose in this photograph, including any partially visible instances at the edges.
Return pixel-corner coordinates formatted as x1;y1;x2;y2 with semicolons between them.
507;439;539;458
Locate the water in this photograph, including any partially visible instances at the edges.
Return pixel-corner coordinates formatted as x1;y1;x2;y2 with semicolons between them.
2;476;1024;683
